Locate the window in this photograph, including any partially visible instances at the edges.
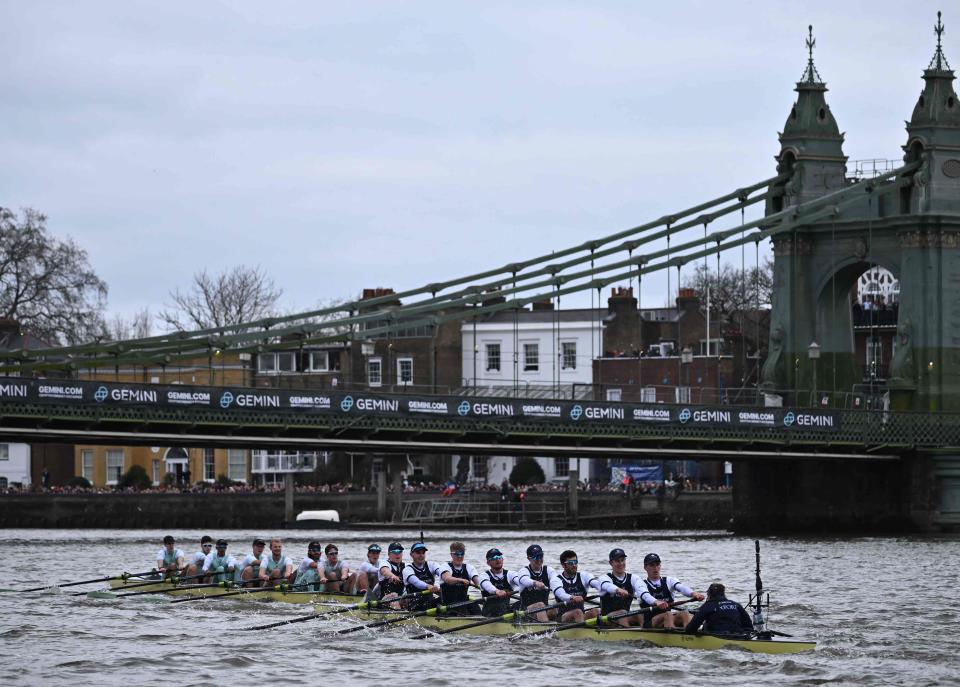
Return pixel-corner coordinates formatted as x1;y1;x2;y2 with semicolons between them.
152;459;160;486
699;339;723;356
0;444;7;461
397;358;413;384
641;386;657;403
82;450;94;483
554;457;569;478
0;478;6;489
606;388;622;402
328;350;342;371
562;342;577;370
307;351;328;371
523;343;539;371
203;448;215;481
471;456;488;481
676;386;691;403
866;336;883;379
106;450;124;485
485;343;501;372
367;357;382;386
258;352;297;373
227;449;247;482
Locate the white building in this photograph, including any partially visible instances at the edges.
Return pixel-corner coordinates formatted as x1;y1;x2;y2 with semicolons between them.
457;306;602;486
0;442;31;488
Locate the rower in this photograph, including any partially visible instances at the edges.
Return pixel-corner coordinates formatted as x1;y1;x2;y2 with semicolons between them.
292;541;326;591
597;548;644;627
356;544;382;598
320;544;357;594
156;535;184;578
201;539;237;584
376;542;406;608
516;544;556;622
234;538;267;587
438;541;480;615
478;548;518;617
685;582;753;636
258;539;294;588
401;542;442;612
639;553;704;629
184;536;213;578
549;550;600;623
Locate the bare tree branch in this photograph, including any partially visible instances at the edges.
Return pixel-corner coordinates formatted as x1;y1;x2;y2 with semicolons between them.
159;265;283;330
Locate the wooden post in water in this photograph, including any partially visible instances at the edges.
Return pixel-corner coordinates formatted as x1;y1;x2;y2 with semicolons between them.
377;470;387;522
284;473;294;524
568;464;579;526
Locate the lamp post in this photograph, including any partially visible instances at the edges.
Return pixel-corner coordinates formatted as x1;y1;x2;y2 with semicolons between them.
680;346;693;402
808;341;821;406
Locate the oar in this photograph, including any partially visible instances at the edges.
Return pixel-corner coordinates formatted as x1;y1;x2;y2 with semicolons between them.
168;579;287;604
90;580;243;599
241;589;437;631
336;597;482;635
513;599;694;640
9;570;160;593
411;594;597;639
68;571;200;596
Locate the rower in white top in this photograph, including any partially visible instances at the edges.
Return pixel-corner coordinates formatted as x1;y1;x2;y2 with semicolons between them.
319;544;356;593
437;541;481;615
258;539;294;588
184;536;213;578
292;541;326;591
156;535;185;577
549;549;600;623
233;538;267;587
401;542;443;611
356;544;382;599
638;552;704;629
597;548;645;627
516;544;557;621
478;547;519;617
201;539;237;584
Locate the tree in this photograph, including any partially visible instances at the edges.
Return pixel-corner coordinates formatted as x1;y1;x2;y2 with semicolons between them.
509;457;546;486
117;464;152;490
159;265;282;331
0;207;108;345
103;307;152;341
681;259;774;316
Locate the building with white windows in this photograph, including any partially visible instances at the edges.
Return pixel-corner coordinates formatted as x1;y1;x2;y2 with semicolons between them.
0;442;31;488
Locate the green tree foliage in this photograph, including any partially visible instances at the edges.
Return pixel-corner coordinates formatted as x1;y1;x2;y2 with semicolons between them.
0;207;107;345
117;464;152;490
509;457;546;486
67;476;92;488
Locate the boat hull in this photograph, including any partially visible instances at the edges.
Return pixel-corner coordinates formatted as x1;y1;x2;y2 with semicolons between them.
107;577;362;604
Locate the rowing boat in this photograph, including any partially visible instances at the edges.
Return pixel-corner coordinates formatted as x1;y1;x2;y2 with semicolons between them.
107;576;363;604
308;607;814;653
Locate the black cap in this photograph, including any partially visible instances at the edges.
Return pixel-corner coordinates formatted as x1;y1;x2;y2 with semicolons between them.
163;535;175;545
486;548;503;559
644;553;661;566
609;548;627;561
388;542;404;553
411;542;428;552
216;539;228;548
253;538;266;547
307;541;322;552
526;544;543;558
707;582;726;599
368;544;382;553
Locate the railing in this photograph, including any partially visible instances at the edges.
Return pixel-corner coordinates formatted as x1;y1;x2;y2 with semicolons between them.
400;497;568;525
847;159;902;181
250;451;320;474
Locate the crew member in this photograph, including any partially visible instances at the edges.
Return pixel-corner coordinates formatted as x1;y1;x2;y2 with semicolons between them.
401;542;442;612
292;541;327;591
156;535;184;577
597;548;644;627
184;536;213;578
517;544;556;621
201;539;236;584
639;553;704;629
357;544;382;598
478;548;517;617
234;538;267;587
549;550;600;623
258;539;294;588
685;583;753;636
320;544;357;593
438;541;480;615
377;542;406;608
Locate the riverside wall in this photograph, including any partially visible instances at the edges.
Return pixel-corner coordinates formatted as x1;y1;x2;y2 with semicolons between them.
0;491;732;530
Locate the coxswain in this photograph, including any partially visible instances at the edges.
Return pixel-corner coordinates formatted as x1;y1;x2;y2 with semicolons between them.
156;535;185;578
516;544;556;621
638;553;704;629
320;544;357;594
549;550;600;623
201;539;237;584
597;548;644;627
184;536;213;578
401;542;442;612
478;548;518;617
376;542;406;608
292;541;326;591
356;544;382;598
685;582;753;636
234;538;267;587
258;539;294;588
438;541;480;615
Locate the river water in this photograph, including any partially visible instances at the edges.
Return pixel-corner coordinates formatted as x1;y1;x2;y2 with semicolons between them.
2;528;958;686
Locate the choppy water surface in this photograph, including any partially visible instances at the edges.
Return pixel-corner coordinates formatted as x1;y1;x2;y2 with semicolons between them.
2;528;958;686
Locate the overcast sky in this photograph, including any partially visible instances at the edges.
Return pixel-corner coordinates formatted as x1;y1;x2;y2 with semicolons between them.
1;1;951;327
